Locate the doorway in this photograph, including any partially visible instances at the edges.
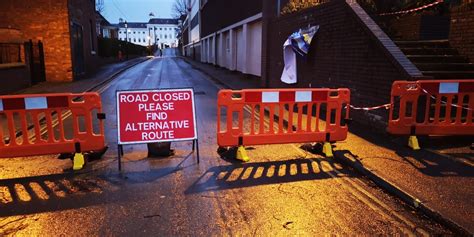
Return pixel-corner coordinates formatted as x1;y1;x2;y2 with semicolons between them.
71;23;85;77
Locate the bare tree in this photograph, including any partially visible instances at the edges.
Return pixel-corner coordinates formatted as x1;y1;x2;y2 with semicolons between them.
172;0;190;19
96;0;105;13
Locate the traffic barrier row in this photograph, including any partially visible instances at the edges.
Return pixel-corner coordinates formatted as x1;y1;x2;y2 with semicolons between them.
0;92;106;170
388;79;474;150
217;88;350;161
217;79;474;161
2;80;471;168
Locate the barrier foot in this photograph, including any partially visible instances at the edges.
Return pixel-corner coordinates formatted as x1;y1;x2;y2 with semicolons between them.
408;135;420;150
236;146;250;162
73;153;85;171
322;142;334;158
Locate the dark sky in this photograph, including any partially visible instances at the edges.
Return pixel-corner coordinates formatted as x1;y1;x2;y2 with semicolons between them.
103;0;175;23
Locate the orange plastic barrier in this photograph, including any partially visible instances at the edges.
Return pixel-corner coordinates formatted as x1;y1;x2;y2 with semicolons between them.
0;93;106;160
217;88;350;157
388;80;474;136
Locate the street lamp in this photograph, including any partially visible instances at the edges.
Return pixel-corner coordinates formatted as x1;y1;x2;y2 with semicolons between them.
147;35;151;56
125;21;129;59
154;27;157;48
148;28;151;47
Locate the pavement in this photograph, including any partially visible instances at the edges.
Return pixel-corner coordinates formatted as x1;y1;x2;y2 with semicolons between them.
183;57;474;235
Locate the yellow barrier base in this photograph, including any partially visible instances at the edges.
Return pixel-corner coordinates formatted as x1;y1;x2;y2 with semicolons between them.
408;135;420;150
73;153;85;170
322;142;334;158
236;146;250;162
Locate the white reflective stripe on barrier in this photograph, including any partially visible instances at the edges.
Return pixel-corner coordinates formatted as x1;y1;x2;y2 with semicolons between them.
439;82;459;94
262;92;279;103
0;99;3;112
295;91;312;102
25;97;48;110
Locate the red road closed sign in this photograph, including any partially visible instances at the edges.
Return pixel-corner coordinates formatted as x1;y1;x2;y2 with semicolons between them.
116;88;197;145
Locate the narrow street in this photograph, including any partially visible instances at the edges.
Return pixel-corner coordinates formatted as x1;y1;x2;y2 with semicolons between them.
0;49;451;236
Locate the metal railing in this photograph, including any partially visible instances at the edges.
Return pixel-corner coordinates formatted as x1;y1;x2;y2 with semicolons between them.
0;43;22;65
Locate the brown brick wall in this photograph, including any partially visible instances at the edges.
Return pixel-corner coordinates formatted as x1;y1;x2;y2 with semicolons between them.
387;15;421;40
0;0;98;82
0;0;73;82
0;66;30;94
450;6;474;62
280;0;328;15
262;0;422;125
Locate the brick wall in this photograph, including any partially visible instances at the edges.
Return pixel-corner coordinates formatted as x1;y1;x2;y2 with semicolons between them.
450;6;474;62
262;0;424;126
0;66;30;94
280;0;329;15
386;15;421;40
0;0;73;82
0;0;98;83
0;28;24;43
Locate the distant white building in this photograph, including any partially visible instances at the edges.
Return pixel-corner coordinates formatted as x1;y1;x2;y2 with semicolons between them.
117;18;179;48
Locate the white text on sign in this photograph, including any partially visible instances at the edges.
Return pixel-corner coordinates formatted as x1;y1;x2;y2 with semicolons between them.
117;89;196;144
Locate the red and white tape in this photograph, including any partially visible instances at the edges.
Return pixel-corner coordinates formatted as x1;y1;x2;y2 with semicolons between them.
421;88;473;111
379;0;443;16
348;104;391;111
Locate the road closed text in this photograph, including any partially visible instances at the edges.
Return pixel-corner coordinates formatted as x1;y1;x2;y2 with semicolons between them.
117;89;197;144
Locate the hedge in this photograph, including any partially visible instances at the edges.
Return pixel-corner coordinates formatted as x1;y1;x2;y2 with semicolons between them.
98;37;148;58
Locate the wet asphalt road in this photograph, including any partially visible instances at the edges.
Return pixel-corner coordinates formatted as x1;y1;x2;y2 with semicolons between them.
0;49;452;236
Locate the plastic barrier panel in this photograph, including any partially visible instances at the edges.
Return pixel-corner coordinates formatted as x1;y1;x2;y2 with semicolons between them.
217;88;350;148
0;93;106;158
388;80;474;136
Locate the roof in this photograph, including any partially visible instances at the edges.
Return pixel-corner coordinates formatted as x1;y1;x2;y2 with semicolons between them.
148;18;179;25
96;11;111;26
117;22;147;28
116;18;179;29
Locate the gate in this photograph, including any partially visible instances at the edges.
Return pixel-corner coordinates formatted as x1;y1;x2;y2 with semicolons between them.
24;40;46;85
